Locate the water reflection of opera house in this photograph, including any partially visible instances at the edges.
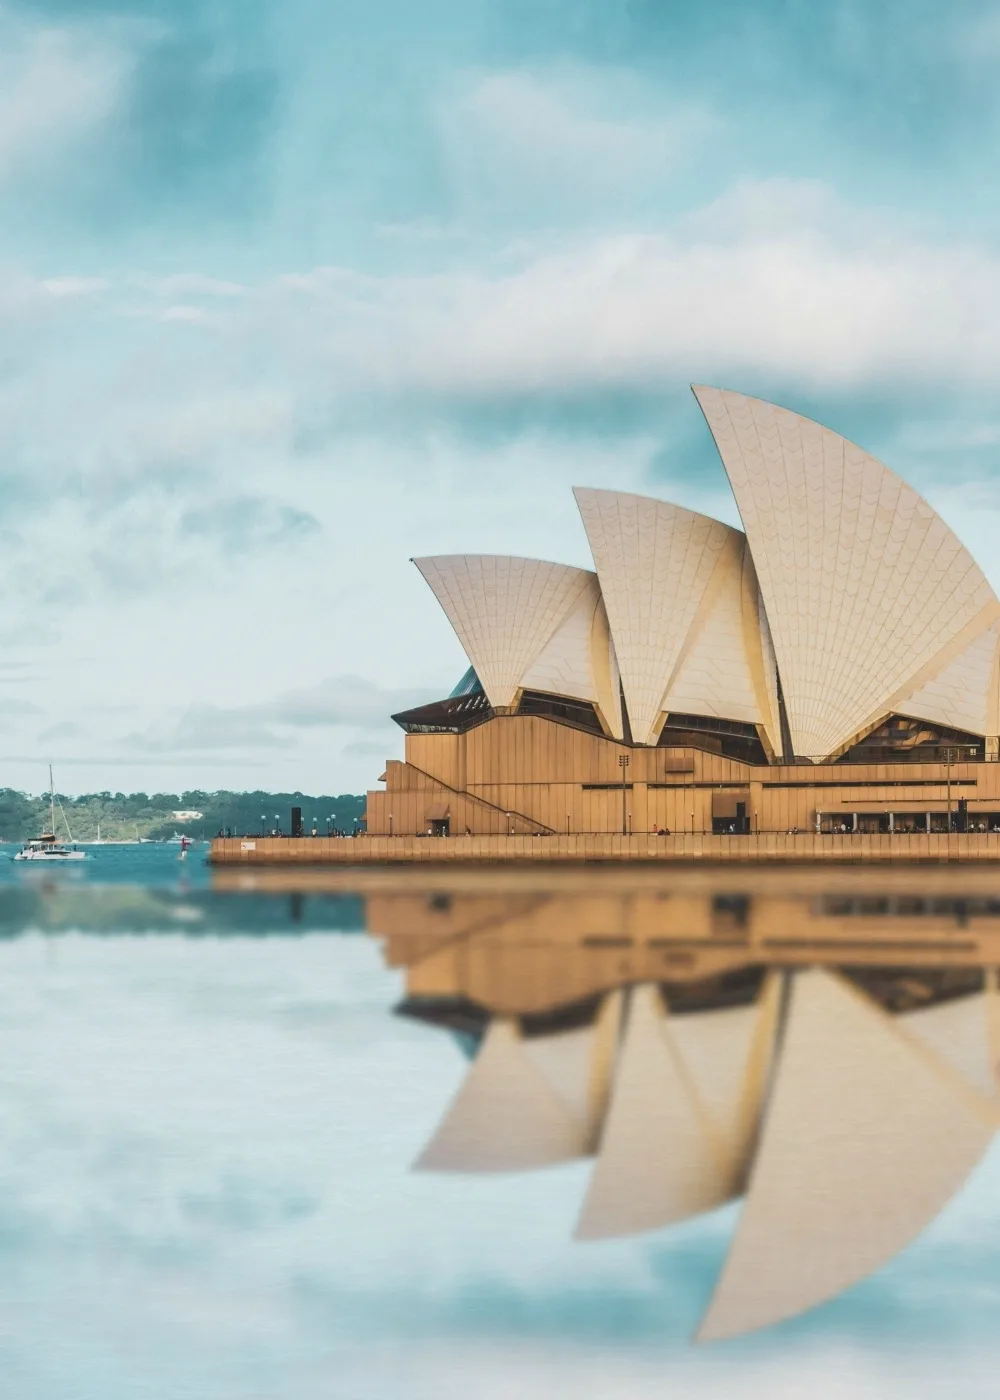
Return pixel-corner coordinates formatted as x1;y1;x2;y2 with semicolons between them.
363;388;1000;853
364;871;1000;1339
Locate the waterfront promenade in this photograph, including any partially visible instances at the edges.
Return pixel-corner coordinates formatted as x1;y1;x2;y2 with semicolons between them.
210;831;1000;865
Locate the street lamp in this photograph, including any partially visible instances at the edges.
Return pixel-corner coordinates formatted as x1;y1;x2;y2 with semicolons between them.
944;746;956;832
388;812;394;835
618;753;630;835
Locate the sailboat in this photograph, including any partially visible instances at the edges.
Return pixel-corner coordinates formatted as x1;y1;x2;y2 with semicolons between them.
13;766;87;862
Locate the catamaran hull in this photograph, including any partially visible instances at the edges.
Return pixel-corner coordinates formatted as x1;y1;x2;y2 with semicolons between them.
13;850;87;862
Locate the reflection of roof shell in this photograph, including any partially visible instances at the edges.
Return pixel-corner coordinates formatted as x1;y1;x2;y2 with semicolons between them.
411;389;1000;761
414;970;1000;1341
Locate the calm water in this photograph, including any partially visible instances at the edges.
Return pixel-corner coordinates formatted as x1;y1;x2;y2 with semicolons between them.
1;846;999;1398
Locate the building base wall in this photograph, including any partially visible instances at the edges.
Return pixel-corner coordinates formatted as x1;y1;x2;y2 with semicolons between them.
361;715;1000;841
210;832;1000;865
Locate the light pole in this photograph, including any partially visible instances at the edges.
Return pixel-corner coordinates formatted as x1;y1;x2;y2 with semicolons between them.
274;813;280;836
388;812;394;836
945;746;955;833
618;753;630;835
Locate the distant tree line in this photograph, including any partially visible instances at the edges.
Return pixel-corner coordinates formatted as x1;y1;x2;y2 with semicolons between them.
0;789;366;843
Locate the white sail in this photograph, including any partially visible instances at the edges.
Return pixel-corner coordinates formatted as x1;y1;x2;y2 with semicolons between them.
697;969;1000;1342
415;1018;590;1173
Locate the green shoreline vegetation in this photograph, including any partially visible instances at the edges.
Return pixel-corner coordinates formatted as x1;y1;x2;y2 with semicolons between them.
0;790;366;843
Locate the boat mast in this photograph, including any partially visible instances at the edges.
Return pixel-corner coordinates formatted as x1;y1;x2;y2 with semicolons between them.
49;765;76;842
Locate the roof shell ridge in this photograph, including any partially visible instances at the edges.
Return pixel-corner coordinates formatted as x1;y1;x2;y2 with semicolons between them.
572;483;743;537
691;384;997;758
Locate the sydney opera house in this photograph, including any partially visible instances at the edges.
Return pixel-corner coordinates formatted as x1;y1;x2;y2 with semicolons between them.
363;387;1000;846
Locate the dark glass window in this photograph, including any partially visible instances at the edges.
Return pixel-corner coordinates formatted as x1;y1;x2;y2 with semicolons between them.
837;714;984;763
516;691;606;735
659;713;770;765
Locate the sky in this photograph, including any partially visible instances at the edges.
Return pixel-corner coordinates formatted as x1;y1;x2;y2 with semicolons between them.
6;0;1000;792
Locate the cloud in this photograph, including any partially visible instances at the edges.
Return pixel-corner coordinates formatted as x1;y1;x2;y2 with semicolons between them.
37;721;79;742
179;495;320;554
138;273;247;298
0;697;42;716
248;183;1000;405
256;675;438;729
40;276;109;298
123;675;439;754
0;11;128;183
440;68;709;208
130;392;292;460
521;0;1000;172
374;220;467;244
124;706;298;754
159;303;214;324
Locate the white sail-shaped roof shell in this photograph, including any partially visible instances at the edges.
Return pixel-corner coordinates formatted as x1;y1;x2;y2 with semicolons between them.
661;540;780;753
697;970;999;1341
518;579;624;738
694;387;1000;759
413;556;599;712
573;488;777;748
893;620;1000;739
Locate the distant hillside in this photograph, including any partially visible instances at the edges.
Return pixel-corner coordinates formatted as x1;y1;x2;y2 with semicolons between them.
0;789;366;843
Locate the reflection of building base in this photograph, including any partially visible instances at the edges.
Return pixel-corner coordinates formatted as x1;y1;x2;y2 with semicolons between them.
365;876;1000;1014
211;830;1000;864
